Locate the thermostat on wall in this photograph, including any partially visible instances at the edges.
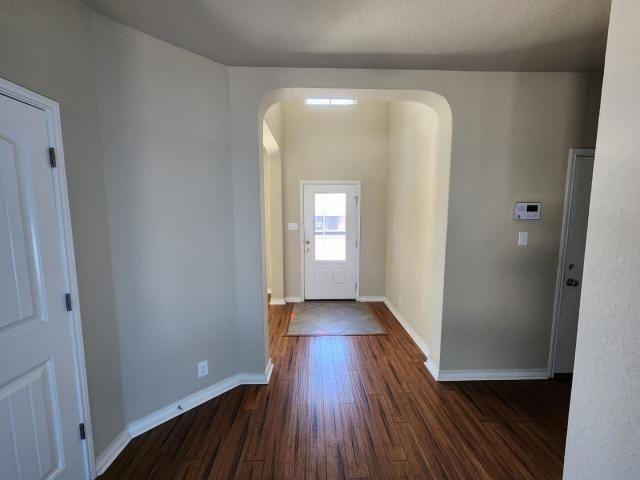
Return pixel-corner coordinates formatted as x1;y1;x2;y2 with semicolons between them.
514;202;542;220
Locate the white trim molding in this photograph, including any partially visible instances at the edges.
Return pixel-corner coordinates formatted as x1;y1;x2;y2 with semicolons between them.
95;359;274;475
425;359;440;380
383;298;430;358
95;429;131;475
435;368;549;382
357;296;385;302
284;296;303;303
237;358;274;385
382;298;440;382
269;298;286;305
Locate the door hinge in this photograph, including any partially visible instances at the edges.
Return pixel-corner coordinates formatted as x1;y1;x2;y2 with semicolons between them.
355;282;358;292
48;147;57;168
65;293;72;311
79;423;86;440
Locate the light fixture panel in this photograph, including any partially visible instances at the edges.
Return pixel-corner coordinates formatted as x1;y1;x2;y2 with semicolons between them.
305;98;357;106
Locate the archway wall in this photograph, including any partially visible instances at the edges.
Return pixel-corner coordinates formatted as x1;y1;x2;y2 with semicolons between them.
385;100;448;367
261;119;285;301
228;68;599;377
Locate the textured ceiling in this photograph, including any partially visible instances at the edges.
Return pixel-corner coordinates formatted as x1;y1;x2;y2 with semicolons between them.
82;0;611;71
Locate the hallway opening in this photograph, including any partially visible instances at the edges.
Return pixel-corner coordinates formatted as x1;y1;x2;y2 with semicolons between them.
259;89;452;377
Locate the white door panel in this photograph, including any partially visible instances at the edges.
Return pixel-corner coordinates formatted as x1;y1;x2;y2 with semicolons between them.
0;362;60;479
554;152;595;374
0;132;37;329
0;92;88;479
303;183;359;299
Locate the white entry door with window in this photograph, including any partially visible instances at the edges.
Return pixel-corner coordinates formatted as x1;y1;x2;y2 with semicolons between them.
302;183;359;299
0;86;91;478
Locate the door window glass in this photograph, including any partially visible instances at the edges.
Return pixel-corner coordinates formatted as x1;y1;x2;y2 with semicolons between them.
314;193;346;261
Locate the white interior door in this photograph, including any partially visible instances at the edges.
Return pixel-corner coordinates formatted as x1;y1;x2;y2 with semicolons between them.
0;92;89;478
303;183;359;300
554;150;595;374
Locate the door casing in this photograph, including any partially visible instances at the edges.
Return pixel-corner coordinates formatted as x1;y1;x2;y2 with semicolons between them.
0;77;95;478
547;148;595;378
299;181;361;301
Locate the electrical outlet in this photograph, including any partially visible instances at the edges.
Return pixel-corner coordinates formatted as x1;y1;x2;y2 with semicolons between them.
197;360;208;378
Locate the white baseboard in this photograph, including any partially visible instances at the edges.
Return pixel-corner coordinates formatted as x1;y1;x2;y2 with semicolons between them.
436;368;549;382
95;359;274;475
128;375;239;438
265;358;274;382
425;358;440;380
382;298;430;358
382;298;549;383
269;298;286;305
95;428;131;475
357;296;385;302
382;298;438;382
284;296;303;303
236;358;274;385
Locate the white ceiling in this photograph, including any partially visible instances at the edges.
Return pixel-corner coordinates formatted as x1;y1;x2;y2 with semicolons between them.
82;0;611;71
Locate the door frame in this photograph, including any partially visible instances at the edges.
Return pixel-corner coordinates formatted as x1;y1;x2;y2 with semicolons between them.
0;77;96;477
547;148;595;378
299;180;361;301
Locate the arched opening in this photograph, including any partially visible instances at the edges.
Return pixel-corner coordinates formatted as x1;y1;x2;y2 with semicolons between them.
258;88;453;374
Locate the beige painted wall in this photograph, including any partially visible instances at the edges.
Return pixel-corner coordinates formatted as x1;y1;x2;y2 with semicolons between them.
564;0;640;477
386;101;447;364
280;100;389;298
262;119;285;300
267;152;284;300
263;104;285;300
0;0;124;455
264;102;283;146
91;13;238;422
263;145;273;291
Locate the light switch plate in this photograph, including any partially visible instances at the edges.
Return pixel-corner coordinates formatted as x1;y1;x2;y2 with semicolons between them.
197;360;208;378
518;231;528;246
287;222;299;231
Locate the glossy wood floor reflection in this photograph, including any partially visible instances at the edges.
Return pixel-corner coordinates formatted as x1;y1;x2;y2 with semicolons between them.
100;302;572;479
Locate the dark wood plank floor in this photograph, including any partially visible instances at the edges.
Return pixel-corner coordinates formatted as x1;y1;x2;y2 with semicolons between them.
100;302;572;479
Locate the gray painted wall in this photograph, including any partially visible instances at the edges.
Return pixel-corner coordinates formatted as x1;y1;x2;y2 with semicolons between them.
438;73;599;371
91;14;238;422
228;71;601;376
0;0;125;455
564;0;640;477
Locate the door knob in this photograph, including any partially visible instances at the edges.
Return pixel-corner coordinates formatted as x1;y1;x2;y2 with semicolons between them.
566;278;580;287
